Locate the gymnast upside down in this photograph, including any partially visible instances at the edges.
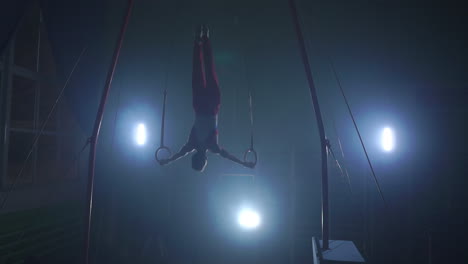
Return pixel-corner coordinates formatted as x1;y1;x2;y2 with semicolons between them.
158;25;255;172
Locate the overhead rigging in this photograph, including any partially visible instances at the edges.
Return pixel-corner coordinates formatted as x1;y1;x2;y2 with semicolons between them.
155;88;171;162
239;33;258;167
328;57;387;208
244;89;258;165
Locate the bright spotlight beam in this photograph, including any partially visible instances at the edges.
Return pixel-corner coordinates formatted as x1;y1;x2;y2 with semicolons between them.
381;127;395;152
238;208;261;230
135;123;147;146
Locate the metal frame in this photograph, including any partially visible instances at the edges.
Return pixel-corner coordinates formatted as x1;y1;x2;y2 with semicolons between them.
1;39;15;190
1;6;61;190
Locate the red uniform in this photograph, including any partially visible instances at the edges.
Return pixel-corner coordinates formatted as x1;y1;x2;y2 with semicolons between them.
187;37;220;151
191;37;220;115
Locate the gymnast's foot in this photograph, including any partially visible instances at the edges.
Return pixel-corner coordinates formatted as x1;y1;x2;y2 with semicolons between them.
202;24;210;39
195;25;203;42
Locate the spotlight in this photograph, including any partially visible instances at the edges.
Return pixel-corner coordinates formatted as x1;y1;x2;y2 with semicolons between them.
135;123;147;146
381;127;394;152
238;208;261;230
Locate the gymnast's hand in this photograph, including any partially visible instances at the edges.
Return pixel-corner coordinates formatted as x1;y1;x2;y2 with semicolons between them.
159;158;170;166
243;161;256;169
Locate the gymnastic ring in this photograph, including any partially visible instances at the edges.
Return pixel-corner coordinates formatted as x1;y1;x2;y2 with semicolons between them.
155;146;172;163
243;148;258;166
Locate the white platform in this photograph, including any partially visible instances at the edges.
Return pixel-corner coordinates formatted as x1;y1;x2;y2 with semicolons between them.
312;238;365;263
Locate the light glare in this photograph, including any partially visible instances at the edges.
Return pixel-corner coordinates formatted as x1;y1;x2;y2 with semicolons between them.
135;123;147;146
238;208;261;229
381;127;395;152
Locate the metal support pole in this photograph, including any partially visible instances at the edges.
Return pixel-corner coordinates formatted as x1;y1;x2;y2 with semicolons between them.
287;0;329;249
83;0;134;263
1;39;15;190
33;8;42;184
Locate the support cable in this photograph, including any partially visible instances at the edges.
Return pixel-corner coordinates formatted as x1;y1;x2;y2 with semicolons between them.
326;140;353;195
332;120;346;159
0;46;87;211
243;89;257;165
155;33;177;162
155;89;171;161
328;57;388;208
235;20;257;166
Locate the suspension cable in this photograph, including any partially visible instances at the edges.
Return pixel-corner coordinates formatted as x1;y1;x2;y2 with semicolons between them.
243;89;258;165
331;119;346;159
328;57;388;208
155;36;176;163
248;91;254;150
240;35;257;166
326;140;353;195
155;89;171;162
329;118;353;194
0;45;87;211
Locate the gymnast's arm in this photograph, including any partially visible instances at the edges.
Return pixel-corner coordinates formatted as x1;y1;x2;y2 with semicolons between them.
210;144;255;168
159;143;194;165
